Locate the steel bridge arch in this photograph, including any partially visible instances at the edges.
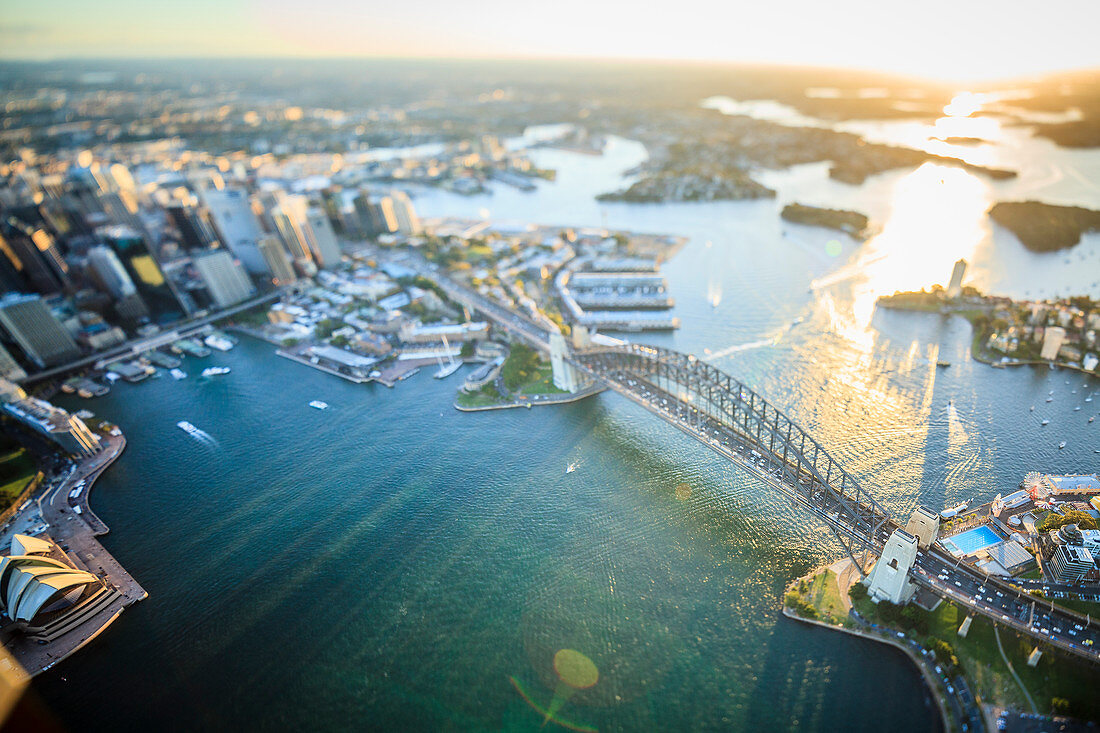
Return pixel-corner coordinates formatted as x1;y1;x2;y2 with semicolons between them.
571;343;897;569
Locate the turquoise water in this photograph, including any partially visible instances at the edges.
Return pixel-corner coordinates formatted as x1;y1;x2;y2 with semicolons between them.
29;122;1100;730
943;525;1003;556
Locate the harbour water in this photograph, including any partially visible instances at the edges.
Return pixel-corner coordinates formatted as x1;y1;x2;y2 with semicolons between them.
33;112;1099;730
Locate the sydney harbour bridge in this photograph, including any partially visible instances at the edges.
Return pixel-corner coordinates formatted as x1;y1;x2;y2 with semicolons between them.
427;263;1100;665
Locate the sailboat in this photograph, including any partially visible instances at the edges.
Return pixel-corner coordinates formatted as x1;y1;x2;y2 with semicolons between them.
434;334;462;379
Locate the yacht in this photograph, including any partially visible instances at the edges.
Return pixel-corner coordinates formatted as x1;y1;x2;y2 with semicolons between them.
204;334;235;352
1046;397;1054;402
566;463;577;474
309;400;329;410
1089;416;1095;423
1041;419;1050;425
1075;406;1082;411
201;366;231;377
1058;441;1067;449
170;368;187;380
433;335;462;379
1029;405;1035;411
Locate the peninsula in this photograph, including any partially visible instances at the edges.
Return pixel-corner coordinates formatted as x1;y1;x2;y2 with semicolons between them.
780;202;870;238
989;201;1100;252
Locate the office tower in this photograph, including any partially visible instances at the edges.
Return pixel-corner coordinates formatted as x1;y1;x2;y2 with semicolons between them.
85;245;137;299
947;259;967;299
193;250;256;308
258;236;297;285
0;216;71;295
388;191;421;235
0;230;29;293
0;343;27;381
1041;326;1066;361
0;293;81;368
99;225;186;323
200;188;270;274
305;207;342;268
167;203;218;251
375;197;400;234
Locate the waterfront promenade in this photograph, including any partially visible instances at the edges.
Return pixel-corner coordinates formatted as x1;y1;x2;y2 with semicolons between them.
1;433;146;676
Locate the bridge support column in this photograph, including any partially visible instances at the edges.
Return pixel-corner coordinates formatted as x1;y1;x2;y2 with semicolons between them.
865;529;919;605
550;332;582;393
904;505;940;548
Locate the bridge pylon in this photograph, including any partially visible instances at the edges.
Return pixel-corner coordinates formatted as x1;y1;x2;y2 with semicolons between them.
865;529;919;605
550;331;582;393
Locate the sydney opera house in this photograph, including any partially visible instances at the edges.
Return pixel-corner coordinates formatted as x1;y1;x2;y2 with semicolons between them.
0;534;100;631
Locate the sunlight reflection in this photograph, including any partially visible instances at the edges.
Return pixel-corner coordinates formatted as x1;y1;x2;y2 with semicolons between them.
847;163;989;336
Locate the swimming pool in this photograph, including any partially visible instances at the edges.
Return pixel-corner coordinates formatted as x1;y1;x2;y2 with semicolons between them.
942;525;1002;556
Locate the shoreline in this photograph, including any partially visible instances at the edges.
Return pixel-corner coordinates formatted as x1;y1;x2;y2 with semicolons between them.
782;563;957;733
454;382;607;412
3;432;147;677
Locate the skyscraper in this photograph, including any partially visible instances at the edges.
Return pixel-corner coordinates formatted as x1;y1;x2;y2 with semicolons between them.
947;258;967;299
0;216;71;295
85;245;137;299
257;236;297;285
167;203;218;251
200;188;270;274
99;225;186;323
305;207;342;268
1041;326;1066;361
388;191;421;235
0;293;81;369
192;250;256;308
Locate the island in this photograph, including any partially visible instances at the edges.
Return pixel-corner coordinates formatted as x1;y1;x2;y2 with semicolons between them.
780;202;870;238
989;201;1100;252
931;136;988;146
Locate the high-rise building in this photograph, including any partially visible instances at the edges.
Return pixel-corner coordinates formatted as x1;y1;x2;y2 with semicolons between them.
99;226;186;323
1041;326;1066;361
305;207;342;268
0;216;71;295
947;258;967;299
167;203;218;251
0;293;81;368
388;191;421;235
85;245;137;299
1050;543;1094;584
200;188;269;274
193;250;256;308
257;236;297;285
0;343;27;381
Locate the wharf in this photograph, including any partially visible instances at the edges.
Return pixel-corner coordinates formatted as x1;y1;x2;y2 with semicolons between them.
2;433;147;676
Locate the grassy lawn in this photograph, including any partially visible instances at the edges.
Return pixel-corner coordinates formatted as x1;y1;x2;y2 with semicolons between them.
851;592;1100;720
455;386;506;408
1020;568;1043;580
0;447;36;511
514;365;565;396
801;570;848;623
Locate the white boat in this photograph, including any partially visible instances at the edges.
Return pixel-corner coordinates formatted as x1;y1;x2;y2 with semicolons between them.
204;335;235;352
177;421;203;437
1041;419;1050;425
75;409;94;420
566;462;577;474
1029;406;1034;411
1059;441;1067;449
433;334;462;379
201;367;231;377
1090;416;1095;423
1074;406;1081;411
1046;397;1054;402
309;400;329;410
170;368;187;380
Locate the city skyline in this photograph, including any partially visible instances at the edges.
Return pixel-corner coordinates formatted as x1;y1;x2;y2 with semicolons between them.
0;0;1099;82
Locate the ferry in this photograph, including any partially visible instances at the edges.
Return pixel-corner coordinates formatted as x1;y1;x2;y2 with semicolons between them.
201;367;231;377
177;421;204;437
309;400;329;410
170;368;187;380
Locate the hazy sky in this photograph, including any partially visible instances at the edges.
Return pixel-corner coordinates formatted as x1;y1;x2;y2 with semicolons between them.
1;0;1098;82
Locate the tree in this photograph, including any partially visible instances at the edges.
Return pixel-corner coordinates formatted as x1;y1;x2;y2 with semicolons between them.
848;583;868;601
330;335;349;348
460;341;475;358
1038;509;1098;533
